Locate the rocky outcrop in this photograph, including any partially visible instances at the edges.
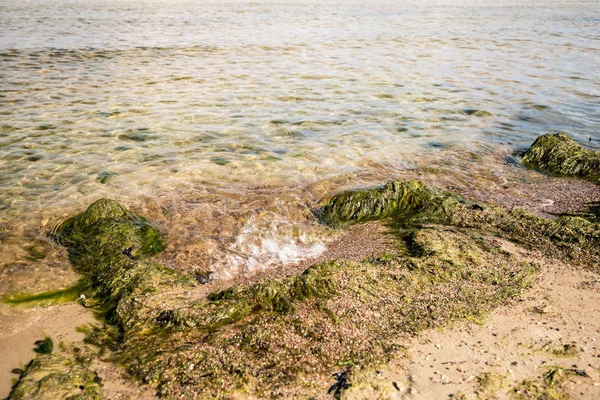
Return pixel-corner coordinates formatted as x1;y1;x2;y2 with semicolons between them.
523;132;600;182
11;167;600;398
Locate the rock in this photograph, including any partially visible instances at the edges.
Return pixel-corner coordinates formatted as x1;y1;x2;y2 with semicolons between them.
9;354;102;400
25;183;600;398
96;171;117;184
463;109;494;117
53;198;165;266
523;132;600;182
320;179;474;228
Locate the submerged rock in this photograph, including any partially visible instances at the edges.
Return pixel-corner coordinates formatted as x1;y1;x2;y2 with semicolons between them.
9;353;102;400
523;132;600;182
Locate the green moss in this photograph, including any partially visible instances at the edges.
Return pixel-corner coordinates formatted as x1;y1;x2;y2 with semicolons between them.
512;379;567;400
320;179;474;228
3;280;90;306
476;372;507;399
33;337;54;355
523;132;600;182
8;354;103;400
37;184;600;398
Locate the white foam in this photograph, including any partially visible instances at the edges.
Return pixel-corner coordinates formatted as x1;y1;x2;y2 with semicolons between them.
214;215;326;279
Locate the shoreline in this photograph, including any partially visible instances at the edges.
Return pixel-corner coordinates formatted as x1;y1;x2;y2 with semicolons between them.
2;134;600;399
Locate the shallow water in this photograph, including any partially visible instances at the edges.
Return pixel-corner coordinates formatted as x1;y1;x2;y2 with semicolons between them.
1;0;599;288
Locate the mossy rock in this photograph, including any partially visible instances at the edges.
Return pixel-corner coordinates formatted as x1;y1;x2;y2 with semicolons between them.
321;180;600;268
51;199;182;333
9;354;103;400
53;198;165;269
523;132;600;182
115;226;538;398
37;183;600;398
320;179;473;228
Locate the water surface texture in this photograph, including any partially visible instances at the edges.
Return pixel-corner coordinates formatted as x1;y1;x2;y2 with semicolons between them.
1;0;599;284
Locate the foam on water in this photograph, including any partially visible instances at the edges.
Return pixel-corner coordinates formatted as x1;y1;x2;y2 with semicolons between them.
216;214;327;279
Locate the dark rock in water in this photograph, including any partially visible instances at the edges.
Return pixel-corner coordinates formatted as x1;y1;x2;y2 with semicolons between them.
523;132;600;183
463;109;494;117
9;354;102;400
96;171;118;184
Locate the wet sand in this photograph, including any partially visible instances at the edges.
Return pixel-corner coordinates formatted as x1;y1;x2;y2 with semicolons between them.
0;304;96;397
346;261;600;399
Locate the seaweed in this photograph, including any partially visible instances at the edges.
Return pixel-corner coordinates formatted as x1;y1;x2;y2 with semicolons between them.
17;174;599;398
8;354;103;400
522;132;600;182
33;337;54;355
2;280;90;306
320;179;472;228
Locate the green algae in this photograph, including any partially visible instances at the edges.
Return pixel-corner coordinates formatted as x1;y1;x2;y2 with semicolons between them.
476;372;507;399
112;225;537;398
53;198;165;267
24;245;46;261
42;195;540;397
2;280;90;306
8;353;103;400
320;179;472;228
512;365;590;399
522;132;600;182
17;174;599;398
33;337;54;355
513;378;567;400
537;341;580;358
323;180;600;268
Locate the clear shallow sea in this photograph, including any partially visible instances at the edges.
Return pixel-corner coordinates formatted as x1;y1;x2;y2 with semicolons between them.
1;0;599;288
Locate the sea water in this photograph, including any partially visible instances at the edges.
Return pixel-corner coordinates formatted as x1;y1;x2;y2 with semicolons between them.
1;0;599;288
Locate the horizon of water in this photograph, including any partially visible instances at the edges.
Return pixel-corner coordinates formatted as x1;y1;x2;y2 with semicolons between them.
1;0;599;288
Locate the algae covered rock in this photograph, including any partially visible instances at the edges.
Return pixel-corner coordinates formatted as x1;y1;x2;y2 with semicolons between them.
523;132;600;182
39;186;600;398
321;179;600;267
321;179;472;227
9;353;102;400
53;198;165;269
51;199;179;332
